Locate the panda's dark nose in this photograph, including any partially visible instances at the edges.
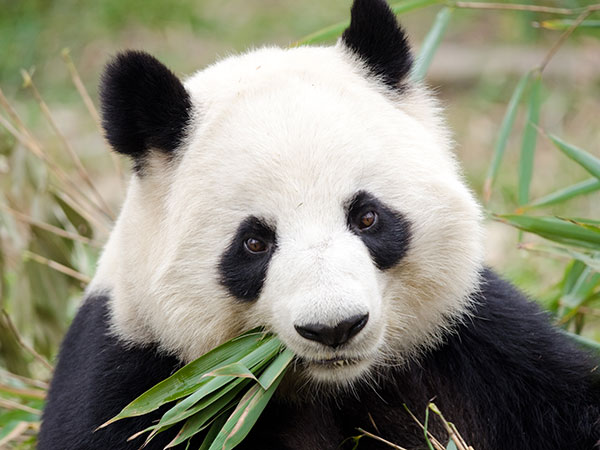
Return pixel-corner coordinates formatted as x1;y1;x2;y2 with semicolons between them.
294;314;369;348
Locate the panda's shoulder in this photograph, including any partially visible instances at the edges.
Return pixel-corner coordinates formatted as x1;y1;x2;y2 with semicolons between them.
39;294;184;449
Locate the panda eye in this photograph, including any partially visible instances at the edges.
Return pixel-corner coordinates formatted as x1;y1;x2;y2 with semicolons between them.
244;237;268;254
357;211;378;230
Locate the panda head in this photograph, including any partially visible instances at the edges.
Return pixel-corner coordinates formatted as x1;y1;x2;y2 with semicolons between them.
93;0;484;387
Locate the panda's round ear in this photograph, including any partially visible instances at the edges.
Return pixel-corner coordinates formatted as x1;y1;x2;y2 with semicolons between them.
341;0;413;89
100;51;192;171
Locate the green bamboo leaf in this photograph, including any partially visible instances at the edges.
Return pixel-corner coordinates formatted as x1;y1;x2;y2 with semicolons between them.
525;178;600;210
294;0;443;46
165;383;248;447
519;243;600;272
199;412;229;450
157;336;281;426
518;74;542;206
208;370;287;450
411;7;454;82
562;330;600;356
494;214;600;250
562;266;600;309
548;134;600;180
100;330;267;426
256;348;294;390
483;72;531;202
204;362;258;382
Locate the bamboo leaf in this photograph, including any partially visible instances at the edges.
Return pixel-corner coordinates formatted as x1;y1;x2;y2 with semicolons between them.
519;243;600;272
208;370;287;450
411;7;454;82
294;0;443;46
203;363;258;382
100;330;267;426
199;412;229;450
525;178;600;210
562;330;600;356
165;382;247;447
518;74;542;206
157;336;281;426
548;134;600;180
483;72;531;202
494;214;600;250
256;348;294;390
562;266;600;308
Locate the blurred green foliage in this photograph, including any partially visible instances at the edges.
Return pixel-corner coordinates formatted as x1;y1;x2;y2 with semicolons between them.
0;0;599;447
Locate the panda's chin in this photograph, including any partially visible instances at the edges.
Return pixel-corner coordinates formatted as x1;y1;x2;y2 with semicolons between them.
302;355;372;384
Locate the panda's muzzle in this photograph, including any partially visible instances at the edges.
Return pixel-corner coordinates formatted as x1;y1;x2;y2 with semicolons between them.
294;313;369;348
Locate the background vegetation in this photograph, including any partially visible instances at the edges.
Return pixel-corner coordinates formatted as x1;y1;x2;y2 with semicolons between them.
0;0;599;448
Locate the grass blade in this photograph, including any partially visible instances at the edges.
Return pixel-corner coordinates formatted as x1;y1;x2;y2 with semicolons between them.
294;0;443;46
411;7;454;82
561;266;600;309
518;74;542;206
494;214;600;250
524;178;600;210
540;19;600;31
562;330;600;356
548;134;600;180
483;72;531;202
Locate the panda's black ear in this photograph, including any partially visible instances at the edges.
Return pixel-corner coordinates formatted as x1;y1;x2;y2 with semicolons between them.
100;51;192;170
341;0;413;89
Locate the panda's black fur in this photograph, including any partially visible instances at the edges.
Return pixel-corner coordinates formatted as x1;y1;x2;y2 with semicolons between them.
38;0;600;448
39;270;600;449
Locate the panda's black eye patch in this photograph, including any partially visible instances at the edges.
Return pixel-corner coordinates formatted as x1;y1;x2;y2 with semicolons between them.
347;191;411;270
219;217;277;301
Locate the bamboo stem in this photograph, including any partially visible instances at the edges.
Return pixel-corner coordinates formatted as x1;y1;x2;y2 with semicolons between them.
21;70;115;220
1;203;102;247
61;48;126;187
23;250;92;284
1;310;54;372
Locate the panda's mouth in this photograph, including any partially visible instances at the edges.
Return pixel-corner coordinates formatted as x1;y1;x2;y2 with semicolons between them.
306;356;363;368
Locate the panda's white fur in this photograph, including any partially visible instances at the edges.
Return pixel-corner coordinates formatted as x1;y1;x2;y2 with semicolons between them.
91;44;484;384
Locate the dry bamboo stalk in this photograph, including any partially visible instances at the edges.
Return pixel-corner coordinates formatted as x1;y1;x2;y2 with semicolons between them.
356;428;408;450
0;368;49;389
403;406;446;450
0;398;42;415
0;109;110;224
21;70;115;220
452;2;583;15
0;382;46;400
1;203;102;247
61;48;126;187
0;421;32;447
51;188;111;234
1;310;54;372
23;250;92;284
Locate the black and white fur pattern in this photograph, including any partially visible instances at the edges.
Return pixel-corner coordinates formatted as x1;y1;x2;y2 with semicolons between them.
39;0;600;448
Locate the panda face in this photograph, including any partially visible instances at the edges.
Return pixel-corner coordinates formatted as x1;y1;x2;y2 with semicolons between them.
94;0;484;387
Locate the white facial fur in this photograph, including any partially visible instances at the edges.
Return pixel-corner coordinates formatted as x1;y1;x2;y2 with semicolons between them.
91;44;485;385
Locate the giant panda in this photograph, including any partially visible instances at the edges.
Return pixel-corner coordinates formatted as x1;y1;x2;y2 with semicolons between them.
38;0;600;449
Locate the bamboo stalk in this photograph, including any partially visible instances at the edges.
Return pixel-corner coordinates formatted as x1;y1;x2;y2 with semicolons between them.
1;310;54;372
0;109;110;225
1;203;102;247
22;250;92;284
0;383;46;400
356;428;408;450
51;187;111;234
0;398;42;415
21;70;115;220
61;48;126;187
0;368;49;390
451;1;589;15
